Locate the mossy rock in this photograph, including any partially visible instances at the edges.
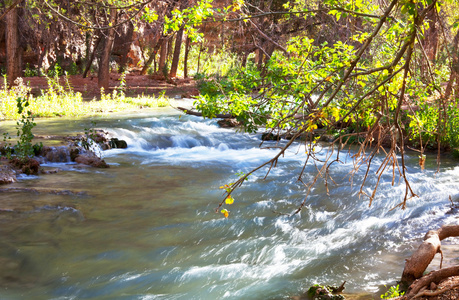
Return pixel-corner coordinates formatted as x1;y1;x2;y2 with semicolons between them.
307;284;345;300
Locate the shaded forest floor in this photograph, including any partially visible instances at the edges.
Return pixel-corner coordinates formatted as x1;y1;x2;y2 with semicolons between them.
16;73;199;100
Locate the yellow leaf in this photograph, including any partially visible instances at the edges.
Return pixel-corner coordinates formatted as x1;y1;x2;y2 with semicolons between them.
225;196;234;205
221;209;229;218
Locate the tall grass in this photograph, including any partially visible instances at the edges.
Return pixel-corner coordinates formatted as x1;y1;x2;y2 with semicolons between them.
0;75;170;120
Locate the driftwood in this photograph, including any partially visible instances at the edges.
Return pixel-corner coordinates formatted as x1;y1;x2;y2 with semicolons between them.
177;107;310;121
404;266;459;299
400;224;459;299
177;107;233;118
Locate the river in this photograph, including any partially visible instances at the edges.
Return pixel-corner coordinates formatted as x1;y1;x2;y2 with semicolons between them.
1;104;458;299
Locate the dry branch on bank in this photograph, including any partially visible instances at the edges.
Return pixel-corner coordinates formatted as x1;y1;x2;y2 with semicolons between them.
176;106;233;118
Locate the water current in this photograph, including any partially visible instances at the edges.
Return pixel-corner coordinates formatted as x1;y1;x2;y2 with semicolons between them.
1;104;459;299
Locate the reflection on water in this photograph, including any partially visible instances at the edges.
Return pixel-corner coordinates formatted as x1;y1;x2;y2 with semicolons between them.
1;107;459;299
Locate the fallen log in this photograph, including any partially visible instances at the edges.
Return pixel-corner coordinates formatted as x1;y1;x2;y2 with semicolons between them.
399;224;459;299
176;107;233;119
403;266;459;299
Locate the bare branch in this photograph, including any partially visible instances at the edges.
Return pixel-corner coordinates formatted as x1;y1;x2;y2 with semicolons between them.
0;0;22;21
43;0;151;30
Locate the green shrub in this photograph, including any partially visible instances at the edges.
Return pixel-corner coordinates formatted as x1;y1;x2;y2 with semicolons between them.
380;284;405;299
408;99;459;149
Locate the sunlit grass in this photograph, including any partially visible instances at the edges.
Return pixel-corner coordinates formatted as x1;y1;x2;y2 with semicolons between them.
0;76;170;120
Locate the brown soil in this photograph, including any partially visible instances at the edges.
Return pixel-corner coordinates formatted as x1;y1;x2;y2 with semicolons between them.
17;72;199;100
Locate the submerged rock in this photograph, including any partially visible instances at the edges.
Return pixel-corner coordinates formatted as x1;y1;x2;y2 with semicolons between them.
75;154;109;168
0;165;17;184
0;242;28;285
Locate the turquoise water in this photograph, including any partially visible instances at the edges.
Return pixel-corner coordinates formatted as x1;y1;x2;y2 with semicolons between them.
1;107;459;299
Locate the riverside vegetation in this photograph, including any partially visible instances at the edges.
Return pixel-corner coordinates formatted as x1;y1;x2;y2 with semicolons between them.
0;75;170;121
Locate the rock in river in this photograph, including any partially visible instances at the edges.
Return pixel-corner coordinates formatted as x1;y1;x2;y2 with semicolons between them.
0;165;17;184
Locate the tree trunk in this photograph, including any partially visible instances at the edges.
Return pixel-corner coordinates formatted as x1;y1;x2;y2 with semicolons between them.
37;43;48;75
197;41;203;74
166;36;173;63
401;225;459;288
445;31;459;101
140;34;161;75
177;107;233;118
140;48;156;75
422;5;438;62
83;35;101;78
98;9;117;90
169;26;184;78
5;6;21;86
257;48;264;70
118;22;135;74
183;35;190;78
158;38;168;76
241;54;247;68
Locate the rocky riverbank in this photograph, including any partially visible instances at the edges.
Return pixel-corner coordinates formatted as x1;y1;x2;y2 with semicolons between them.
0;130;128;185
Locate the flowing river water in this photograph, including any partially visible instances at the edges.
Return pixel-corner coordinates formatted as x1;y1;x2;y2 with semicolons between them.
1;104;459;299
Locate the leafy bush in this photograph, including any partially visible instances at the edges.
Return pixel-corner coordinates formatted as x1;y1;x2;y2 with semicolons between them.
24;63;39;77
1;96;42;162
14;97;40;160
408;98;459;149
380;284;405;299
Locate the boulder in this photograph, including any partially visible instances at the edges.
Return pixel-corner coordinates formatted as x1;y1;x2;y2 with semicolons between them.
40;146;71;163
261;132;281;141
217;118;242;128
109;138;128;149
306;284;345;300
9;158;40;175
69;147;80;162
